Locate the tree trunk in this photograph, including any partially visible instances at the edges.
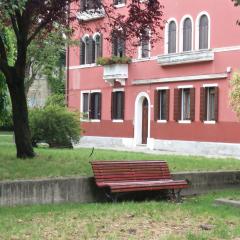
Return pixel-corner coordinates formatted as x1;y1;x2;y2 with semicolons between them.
7;74;35;159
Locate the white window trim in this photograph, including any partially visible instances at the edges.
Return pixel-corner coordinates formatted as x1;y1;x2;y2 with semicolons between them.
113;88;124;92
80;90;91;122
91;89;101;93
80;90;101;122
112;119;124;123
204;120;216;124
90;119;101;123
179;15;194;53
203;83;218;88
164;18;178;54
195;11;211;50
178;120;191;124
114;3;126;8
177;85;193;89
156;86;169;90
157;120;167;123
157;88;169;121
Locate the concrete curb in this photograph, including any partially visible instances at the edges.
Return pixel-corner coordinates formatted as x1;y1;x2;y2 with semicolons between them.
0;171;240;207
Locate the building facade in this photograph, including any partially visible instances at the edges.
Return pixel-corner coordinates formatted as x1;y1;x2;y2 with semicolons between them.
68;0;240;156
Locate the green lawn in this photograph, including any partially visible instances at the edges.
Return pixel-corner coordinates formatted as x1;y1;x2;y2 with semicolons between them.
0;190;240;239
0;133;240;181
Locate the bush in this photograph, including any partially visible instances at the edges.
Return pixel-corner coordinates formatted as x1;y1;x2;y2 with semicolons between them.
29;105;81;148
230;72;240;119
45;93;66;108
96;56;131;66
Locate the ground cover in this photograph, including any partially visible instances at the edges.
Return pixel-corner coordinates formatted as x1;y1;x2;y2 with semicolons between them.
0;190;239;240
0;132;240;181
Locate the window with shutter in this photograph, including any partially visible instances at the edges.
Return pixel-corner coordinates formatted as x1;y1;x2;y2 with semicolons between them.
112;91;124;120
156;89;169;121
201;86;218;122
174;88;181;121
81;92;90;119
183;18;192;52
90;92;101;120
181;88;191;120
199;15;209;50
168;21;177;54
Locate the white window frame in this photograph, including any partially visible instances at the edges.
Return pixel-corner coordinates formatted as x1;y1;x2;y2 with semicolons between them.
156;87;169;123
195;11;211;50
80;89;101;122
203;83;217;124
164;18;178;54
112;88;124;122
179;15;194;53
178;85;193;124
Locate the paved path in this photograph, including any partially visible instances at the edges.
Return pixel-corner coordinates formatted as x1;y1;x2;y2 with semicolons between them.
75;144;240;159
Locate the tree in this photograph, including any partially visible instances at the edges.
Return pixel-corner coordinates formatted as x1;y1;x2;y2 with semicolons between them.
0;0;164;158
25;31;67;95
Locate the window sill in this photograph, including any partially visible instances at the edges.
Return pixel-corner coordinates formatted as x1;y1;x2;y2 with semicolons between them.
178;120;191;124
112;119;124;123
204;121;216;124
114;3;126;8
90;119;101;123
80;119;90;122
157;120;167;123
79;63;97;69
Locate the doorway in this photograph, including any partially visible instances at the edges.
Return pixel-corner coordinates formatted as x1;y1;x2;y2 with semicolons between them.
134;92;150;146
142;98;149;144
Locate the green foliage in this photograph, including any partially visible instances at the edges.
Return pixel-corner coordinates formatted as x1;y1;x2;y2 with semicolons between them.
45;94;66;108
230;72;240;119
96;56;132;66
0;28;15;130
29;106;81;148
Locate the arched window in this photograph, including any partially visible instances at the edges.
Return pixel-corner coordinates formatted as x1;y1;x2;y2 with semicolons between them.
80;35;95;65
199;15;209;49
183;18;192;51
93;34;102;63
168;21;177;53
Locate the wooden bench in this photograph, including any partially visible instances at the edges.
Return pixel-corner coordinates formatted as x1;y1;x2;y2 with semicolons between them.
91;160;189;201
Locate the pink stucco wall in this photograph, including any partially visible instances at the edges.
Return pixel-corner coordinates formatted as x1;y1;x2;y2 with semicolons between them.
68;0;240;143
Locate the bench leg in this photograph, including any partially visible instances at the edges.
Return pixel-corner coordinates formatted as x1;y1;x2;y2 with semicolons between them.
103;189;118;202
169;189;182;203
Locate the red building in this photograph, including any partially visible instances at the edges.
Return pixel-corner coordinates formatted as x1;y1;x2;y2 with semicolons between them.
68;0;240;156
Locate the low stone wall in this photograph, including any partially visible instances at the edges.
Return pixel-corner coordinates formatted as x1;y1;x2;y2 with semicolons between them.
0;171;240;207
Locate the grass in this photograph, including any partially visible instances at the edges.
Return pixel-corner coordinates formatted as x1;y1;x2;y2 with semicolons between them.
0;190;240;239
0;132;240;181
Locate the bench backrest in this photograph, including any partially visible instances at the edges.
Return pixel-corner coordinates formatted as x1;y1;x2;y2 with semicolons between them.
91;160;172;183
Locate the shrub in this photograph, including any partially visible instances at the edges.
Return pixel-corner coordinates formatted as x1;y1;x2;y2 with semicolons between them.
96;56;131;66
29;105;81;148
45;93;66;108
230;72;240;119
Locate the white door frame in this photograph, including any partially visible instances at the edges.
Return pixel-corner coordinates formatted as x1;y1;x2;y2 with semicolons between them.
134;92;151;145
